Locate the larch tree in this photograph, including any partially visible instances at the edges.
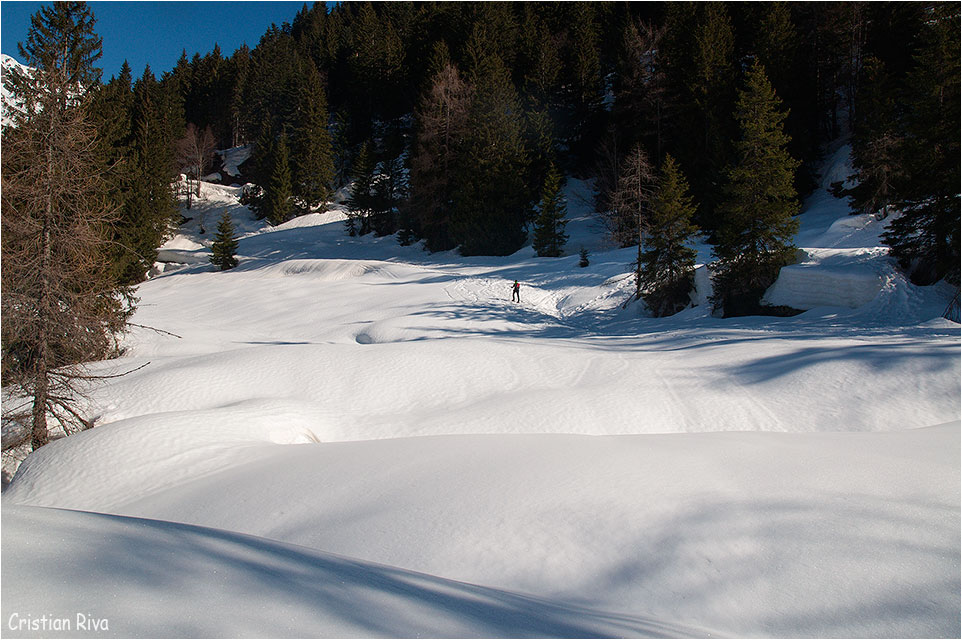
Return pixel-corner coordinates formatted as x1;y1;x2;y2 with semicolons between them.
610;144;656;300
175;121;216;210
1;1;133;452
408;61;472;252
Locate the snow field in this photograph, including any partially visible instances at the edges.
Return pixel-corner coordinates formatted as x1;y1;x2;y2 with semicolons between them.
3;146;959;637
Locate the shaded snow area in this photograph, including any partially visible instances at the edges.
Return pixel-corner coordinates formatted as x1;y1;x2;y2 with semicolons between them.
2;147;959;638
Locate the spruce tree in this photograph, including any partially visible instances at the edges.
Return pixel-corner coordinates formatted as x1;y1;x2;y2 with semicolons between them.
453;26;530;256
265;133;294;226
711;61;800;317
122;68;177;283
690;2;737;232
847;56;902;218
209;211;239;270
291;62;335;214
532;164;568;257
641;154;700;317
882;3;960;286
346;141;375;236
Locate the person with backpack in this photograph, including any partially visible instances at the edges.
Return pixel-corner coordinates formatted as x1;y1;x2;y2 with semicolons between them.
511;280;521;303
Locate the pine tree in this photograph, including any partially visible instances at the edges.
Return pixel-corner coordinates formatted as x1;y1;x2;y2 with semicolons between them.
265;133;294;226
579;247;591;268
532;164;568;257
1;1;132;452
641;155;700;317
209;211;239;270
711;61;800;317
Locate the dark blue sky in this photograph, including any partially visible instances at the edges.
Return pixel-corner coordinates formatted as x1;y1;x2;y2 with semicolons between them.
2;1;312;79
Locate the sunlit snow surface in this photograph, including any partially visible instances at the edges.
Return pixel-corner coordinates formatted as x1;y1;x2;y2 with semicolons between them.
3;146;959;638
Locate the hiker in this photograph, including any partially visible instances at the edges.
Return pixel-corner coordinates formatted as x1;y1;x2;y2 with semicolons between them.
511;280;521;303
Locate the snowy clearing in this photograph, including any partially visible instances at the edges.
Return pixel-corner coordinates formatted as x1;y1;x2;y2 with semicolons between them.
2;147;959;638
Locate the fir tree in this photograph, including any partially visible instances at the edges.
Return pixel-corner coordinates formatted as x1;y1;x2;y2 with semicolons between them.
711;61;800;317
641;155;700;317
265;133;294;226
532;164;568;257
209;211;239;270
579;247;591;268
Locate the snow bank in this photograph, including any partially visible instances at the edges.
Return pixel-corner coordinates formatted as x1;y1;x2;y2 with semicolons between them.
3;505;710;639
4;425;958;638
764;248;888;309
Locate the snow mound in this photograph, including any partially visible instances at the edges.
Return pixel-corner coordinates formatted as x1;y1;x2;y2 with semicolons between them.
5;397;322;511
764;248;888;310
3;505;710;639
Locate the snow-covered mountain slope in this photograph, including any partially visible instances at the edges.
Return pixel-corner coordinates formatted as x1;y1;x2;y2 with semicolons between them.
1;53;30;126
3;146;959;638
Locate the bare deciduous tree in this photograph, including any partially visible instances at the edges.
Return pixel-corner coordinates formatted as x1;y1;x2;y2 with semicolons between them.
176;122;216;209
1;2;133;454
610;145;656;300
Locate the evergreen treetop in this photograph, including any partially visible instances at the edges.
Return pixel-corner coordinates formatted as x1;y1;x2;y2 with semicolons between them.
532;163;568;258
711;60;800;316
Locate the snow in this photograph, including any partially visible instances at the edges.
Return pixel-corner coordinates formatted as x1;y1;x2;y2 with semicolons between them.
2;143;959;638
216;145;251;179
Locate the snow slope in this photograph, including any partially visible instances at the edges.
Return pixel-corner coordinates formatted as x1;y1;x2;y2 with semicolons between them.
3;148;959;638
